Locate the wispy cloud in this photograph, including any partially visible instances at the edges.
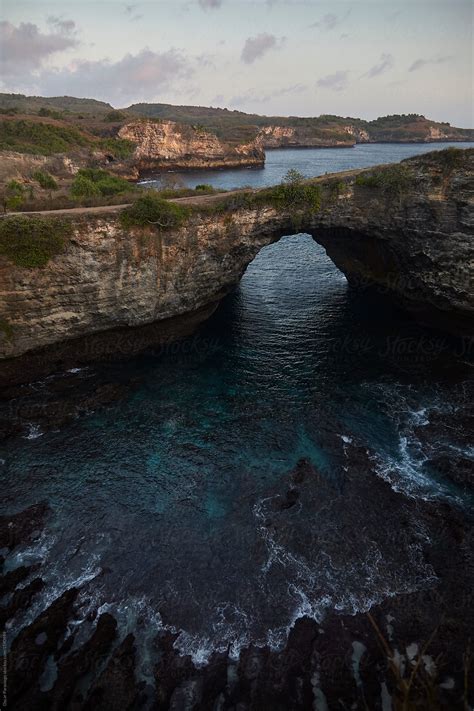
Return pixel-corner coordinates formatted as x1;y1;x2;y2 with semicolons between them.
316;70;349;92
363;53;394;78
241;33;285;64
230;83;307;105
409;55;453;72
6;48;194;105
310;10;351;31
47;16;77;34
198;0;223;9
124;4;143;21
0;20;79;78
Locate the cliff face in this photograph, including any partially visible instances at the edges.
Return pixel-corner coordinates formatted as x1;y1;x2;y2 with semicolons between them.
0;150;472;379
258;119;472;149
118;120;265;171
258;125;355;149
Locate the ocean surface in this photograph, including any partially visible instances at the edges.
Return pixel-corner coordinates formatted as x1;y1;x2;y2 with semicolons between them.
140;141;474;190
1;143;473;676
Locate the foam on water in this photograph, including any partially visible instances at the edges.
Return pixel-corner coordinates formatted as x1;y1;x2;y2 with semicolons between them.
1;216;472;675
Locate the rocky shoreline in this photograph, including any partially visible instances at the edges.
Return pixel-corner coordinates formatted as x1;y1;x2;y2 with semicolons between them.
1;441;472;710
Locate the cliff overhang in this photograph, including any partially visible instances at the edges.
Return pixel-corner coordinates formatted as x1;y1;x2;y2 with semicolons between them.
0;149;472;384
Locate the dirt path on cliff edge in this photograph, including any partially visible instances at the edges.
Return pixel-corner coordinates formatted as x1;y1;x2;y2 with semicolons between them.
5;167;368;217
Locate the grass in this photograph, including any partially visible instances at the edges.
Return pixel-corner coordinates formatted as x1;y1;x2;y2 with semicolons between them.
0;215;71;267
71;168;133;198
0;119;136;159
355;164;414;195
32;170;58;190
404;146;471;173
120;192;190;229
0;119;90;155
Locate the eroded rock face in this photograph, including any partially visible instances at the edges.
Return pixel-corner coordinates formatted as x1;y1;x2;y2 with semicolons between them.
118;120;265;171
0;151;473;374
258;124;355;148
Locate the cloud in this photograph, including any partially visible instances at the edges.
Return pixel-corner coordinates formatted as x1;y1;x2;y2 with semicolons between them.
124;4;143;21
363;53;394;78
310;13;338;30
0;20;79;77
310;10;351;31
409;55;452;72
8;48;193;105
47;16;77;34
316;70;349;92
230;83;307;106
198;0;222;9
241;33;285;64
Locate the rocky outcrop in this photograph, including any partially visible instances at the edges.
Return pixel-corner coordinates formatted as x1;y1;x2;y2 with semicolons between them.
258;124;355;149
257;118;473;148
0;150;472;378
118;119;265;171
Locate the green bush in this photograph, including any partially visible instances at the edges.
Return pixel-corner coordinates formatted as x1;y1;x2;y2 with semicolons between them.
32;170;58;190
70;175;100;198
104;111;127;122
71;168;132;198
4;180;25;210
0;119;136;158
260;170;321;211
120;192;190;229
195;184;215;194
355;164;413;195
98;138;136;159
0;119;89;155
0;215;71;267
38;107;63;120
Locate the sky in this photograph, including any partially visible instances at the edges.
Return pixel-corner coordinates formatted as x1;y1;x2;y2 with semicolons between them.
1;0;472;126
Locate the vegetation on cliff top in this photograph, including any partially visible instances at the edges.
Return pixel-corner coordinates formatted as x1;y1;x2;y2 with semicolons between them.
0;215;71;267
355;164;414;195
404;146;473;173
0;118;135;158
71;168;133;198
120;192;190;229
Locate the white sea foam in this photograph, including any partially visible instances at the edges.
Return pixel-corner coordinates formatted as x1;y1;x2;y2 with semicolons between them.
24;423;44;440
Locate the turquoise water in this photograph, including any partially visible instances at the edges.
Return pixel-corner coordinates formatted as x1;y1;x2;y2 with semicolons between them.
1;144;473;672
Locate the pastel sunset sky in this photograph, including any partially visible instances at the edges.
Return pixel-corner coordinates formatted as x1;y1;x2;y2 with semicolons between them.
1;0;472;125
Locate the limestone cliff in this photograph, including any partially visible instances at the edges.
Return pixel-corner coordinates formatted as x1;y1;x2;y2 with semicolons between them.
258;118;472;149
118;120;265;172
0;150;472;381
258;125;355;149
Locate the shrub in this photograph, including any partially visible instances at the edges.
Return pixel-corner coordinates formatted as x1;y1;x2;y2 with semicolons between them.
0;215;71;267
195;184;215;194
435;147;464;172
70;175;100;198
104;111;127;122
32;170;58;190
98;138;136;158
263;169;321;211
71;168;132;198
4;180;25;210
0;119;136;158
355;164;413;195
38;107;63;120
0;119;89;155
120;192;190;229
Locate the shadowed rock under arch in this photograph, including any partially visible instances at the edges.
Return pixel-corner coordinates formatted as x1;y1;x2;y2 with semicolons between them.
0;149;472;384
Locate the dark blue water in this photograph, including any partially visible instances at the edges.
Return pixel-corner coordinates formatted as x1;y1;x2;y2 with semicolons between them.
1;145;473;676
140;142;473;191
